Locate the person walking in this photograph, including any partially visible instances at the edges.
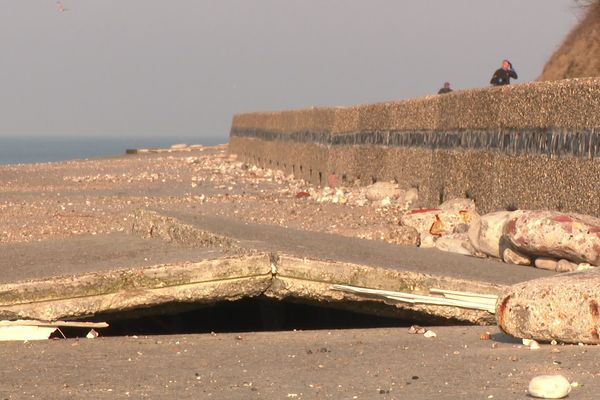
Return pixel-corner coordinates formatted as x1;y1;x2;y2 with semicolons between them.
490;59;518;85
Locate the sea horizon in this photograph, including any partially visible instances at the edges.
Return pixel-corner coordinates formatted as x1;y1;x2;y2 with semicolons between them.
0;135;227;166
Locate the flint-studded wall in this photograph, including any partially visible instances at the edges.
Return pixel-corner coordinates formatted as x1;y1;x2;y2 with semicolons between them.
228;78;600;215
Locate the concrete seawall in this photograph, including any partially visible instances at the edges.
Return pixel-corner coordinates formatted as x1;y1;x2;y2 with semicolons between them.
229;78;600;215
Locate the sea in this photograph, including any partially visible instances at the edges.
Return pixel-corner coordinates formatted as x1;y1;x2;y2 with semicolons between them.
0;135;227;166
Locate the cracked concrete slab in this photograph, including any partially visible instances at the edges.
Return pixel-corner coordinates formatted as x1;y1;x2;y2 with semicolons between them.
0;209;556;324
0;252;272;321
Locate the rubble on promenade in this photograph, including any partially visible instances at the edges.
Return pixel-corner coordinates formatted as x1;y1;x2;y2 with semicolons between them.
497;266;600;344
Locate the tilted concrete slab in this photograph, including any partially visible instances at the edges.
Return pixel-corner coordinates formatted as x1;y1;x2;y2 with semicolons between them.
0;253;272;321
161;209;553;286
0;209;555;324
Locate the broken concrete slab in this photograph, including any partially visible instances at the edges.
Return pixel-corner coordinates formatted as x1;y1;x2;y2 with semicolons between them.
497;267;600;344
162;210;554;286
130;209;241;251
0;254;272;321
0;232;230;283
0;209;556;325
270;255;500;324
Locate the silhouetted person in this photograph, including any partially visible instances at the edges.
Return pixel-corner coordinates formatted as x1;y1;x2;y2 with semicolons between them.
490;59;518;86
438;82;453;94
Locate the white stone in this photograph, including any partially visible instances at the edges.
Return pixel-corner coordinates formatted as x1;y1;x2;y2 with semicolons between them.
423;330;437;338
468;211;513;258
401;188;419;208
365;182;399;201
528;375;571;399
529;340;540;350
419;234;437;248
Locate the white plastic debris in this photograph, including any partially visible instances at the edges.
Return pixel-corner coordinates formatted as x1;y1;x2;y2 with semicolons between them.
0;326;57;341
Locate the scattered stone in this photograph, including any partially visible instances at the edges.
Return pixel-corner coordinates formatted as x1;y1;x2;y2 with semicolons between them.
419;233;437;248
86;329;99;339
380;197;392;207
385;226;420;246
534;258;559;271
408;325;427;334
401;188;419;208
556;259;578;273
365;182;401;201
502;247;532;266
423;330;437;338
497;267;600;344
439;198;476;212
467;211;512;258
528;375;571;399
401;208;476;238
170;144;188;149
577;262;594;271
480;331;491;340
434;234;476;256
504;210;600;266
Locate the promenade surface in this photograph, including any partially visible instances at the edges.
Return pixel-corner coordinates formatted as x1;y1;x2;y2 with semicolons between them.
2;327;600;399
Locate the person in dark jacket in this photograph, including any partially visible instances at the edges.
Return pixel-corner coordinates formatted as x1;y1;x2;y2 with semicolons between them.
438;81;453;94
490;59;518;85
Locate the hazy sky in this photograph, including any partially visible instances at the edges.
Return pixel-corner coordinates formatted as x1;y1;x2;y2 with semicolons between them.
0;1;582;142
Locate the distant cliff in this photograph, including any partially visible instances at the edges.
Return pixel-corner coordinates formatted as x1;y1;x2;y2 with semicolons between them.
538;1;600;80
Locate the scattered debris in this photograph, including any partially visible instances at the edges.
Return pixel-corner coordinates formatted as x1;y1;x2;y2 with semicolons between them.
497;267;600;344
0;326;58;341
423;330;437;338
408;325;427;334
0;320;108;342
528;375;571;399
331;285;497;313
86;329;99;339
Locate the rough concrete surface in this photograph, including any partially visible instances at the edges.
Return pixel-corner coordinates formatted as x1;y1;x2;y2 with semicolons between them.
2;326;600;399
497;267;600;344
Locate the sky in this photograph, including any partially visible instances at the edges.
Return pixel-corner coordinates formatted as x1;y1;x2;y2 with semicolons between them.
0;1;583;142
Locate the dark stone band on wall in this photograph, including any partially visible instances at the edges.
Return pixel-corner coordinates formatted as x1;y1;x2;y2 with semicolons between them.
230;127;600;159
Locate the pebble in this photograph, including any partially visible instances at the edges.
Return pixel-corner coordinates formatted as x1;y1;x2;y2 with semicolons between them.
528;375;571;399
423;330;437;338
534;258;558;271
502;247;532;266
408;325;427;334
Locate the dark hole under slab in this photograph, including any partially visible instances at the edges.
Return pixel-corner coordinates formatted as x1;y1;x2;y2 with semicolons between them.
65;298;415;338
